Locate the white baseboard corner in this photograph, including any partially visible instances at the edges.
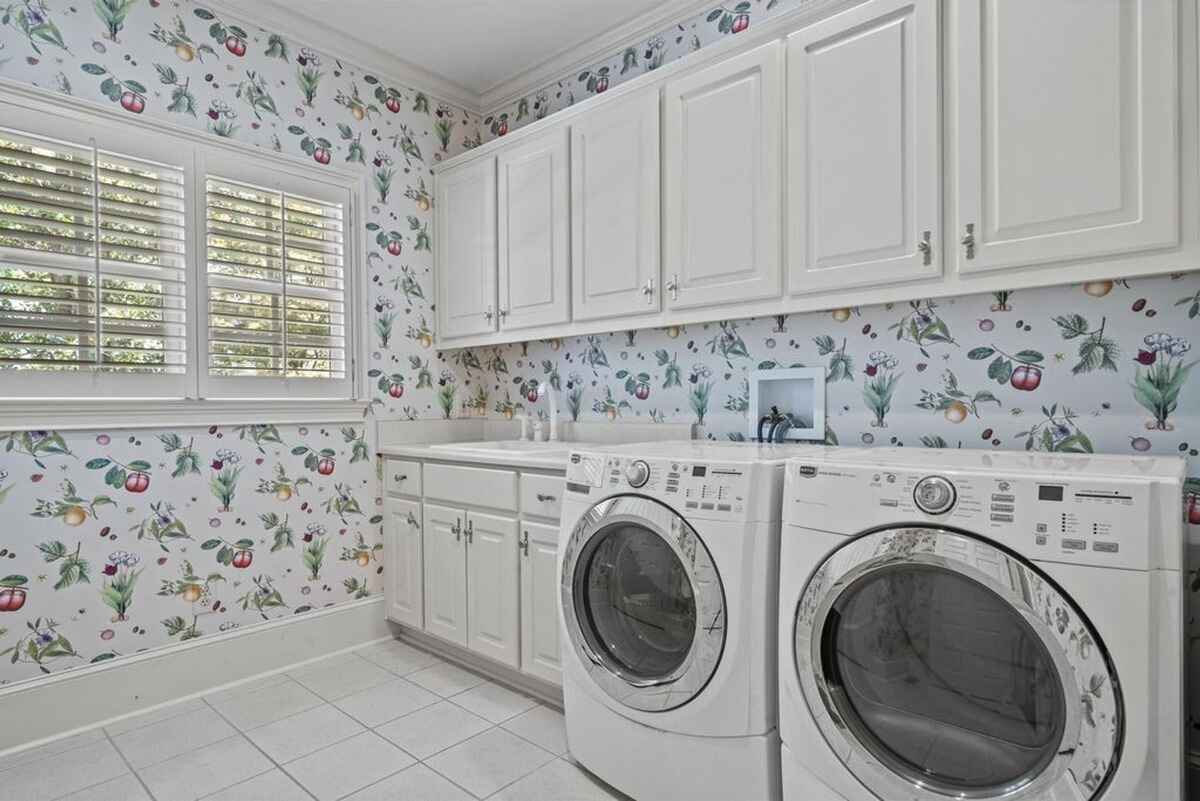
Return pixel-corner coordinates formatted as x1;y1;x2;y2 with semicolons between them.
394;625;563;709
0;596;393;755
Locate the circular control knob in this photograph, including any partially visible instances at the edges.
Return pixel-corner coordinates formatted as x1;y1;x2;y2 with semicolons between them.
913;475;956;515
625;460;650;488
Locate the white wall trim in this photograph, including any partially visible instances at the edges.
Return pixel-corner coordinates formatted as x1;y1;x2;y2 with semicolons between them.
0;398;370;431
0;596;392;755
478;0;716;113
206;0;483;113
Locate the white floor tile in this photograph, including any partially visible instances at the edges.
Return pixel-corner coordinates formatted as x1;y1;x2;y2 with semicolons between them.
355;639;442;676
451;682;538;724
343;763;473;801
0;729;107;772
375;701;491;761
200;768;311;801
500;706;568;755
103;698;208;737
111;706;237;769
285;731;414;801
59;773;151;801
406;662;487;697
203;673;292;707
333;677;440;728
208;678;325;731
425;728;555;800
137;735;271;801
488;758;628;801
289;653;396;701
0;738;127;801
245;703;364;764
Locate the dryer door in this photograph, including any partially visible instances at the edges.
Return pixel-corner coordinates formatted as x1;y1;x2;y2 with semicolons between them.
794;527;1121;801
562;495;726;712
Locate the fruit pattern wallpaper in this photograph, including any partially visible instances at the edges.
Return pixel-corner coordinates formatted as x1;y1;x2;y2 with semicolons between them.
0;0;480;687
483;0;796;140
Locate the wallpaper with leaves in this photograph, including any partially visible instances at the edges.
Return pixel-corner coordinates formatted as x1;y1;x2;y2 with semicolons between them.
0;0;481;688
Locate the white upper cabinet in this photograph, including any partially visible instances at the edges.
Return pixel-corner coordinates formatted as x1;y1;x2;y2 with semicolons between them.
663;41;783;310
786;0;940;294
571;89;661;322
465;511;520;668
384;498;423;628
952;0;1178;274
497;128;571;330
435;157;497;340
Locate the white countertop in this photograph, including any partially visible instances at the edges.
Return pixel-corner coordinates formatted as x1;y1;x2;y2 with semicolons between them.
377;443;573;472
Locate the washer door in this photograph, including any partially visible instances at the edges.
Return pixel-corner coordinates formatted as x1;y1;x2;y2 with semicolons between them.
795;527;1122;800
562;495;726;712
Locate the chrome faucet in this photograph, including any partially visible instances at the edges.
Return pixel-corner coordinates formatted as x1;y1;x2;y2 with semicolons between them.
534;381;559;441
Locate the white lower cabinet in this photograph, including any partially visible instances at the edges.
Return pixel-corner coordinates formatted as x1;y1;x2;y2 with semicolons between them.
385;459;563;686
466;510;521;668
421;502;468;646
384;497;424;628
520;520;562;684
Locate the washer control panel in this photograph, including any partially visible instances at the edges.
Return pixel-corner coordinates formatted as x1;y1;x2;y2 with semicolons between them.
786;461;1154;570
567;453;750;518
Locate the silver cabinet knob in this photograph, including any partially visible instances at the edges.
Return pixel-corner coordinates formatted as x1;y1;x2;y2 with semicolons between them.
913;475;956;515
536;493;556;502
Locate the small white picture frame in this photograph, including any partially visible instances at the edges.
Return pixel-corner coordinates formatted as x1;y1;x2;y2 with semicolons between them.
748;367;825;442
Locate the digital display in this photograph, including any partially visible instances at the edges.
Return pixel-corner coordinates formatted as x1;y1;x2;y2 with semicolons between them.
1038;485;1064;502
692;466;707;477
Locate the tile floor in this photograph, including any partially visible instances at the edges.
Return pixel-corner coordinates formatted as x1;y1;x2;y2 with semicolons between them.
0;639;629;801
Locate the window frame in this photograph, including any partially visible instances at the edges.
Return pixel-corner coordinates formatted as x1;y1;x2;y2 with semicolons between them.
0;81;370;427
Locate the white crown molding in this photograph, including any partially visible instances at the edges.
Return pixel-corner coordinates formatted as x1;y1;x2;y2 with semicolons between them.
205;0;484;113
478;0;716;113
0;398;370;431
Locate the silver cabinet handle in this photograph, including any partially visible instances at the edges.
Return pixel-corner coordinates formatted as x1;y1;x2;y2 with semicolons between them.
393;474;407;482
961;223;975;260
665;275;679;301
536;493;556;503
453;518;462;542
499;309;509;318
641;278;655;305
465;519;474;544
519;530;529;556
917;230;932;266
483;307;493;322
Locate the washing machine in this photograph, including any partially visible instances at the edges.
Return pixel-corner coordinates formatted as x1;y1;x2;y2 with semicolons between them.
778;448;1186;801
558;441;832;801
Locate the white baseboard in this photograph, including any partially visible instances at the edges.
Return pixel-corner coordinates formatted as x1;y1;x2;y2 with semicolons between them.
0;597;392;755
395;625;563;709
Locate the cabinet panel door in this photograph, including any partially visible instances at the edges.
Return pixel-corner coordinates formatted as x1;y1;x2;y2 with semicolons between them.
497;128;570;330
435;158;497;340
953;0;1177;273
787;0;940;294
519;520;562;685
422;502;467;646
663;41;782;310
385;498;423;628
571;89;661;322
466;511;520;667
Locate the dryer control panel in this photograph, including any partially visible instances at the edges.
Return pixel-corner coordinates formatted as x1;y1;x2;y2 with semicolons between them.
786;461;1160;570
567;453;753;520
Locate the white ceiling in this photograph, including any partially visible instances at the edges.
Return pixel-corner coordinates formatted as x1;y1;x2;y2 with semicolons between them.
248;0;703;110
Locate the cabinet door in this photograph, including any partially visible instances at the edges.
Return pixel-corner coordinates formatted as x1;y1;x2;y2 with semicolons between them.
952;0;1177;274
663;41;782;310
571;89;661;322
497;128;570;330
384;498;423;628
466;511;520;667
519;520;562;685
787;0;940;294
435;158;497;340
422;503;467;646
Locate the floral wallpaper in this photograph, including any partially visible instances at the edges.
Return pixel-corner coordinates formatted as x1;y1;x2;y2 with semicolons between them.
483;0;797;139
0;0;481;688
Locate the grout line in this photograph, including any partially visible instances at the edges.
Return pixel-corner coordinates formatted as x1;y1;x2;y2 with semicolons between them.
201;698;321;801
100;728;159;801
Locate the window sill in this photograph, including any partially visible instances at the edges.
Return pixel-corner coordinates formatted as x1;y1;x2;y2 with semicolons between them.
0;398;371;432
